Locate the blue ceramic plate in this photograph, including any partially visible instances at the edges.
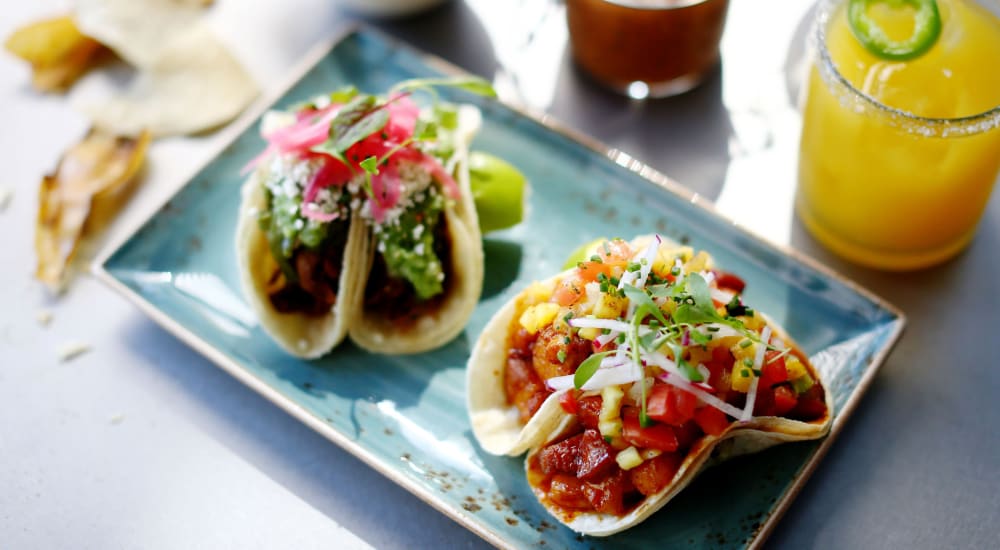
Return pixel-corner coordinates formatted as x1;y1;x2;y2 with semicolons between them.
95;28;904;549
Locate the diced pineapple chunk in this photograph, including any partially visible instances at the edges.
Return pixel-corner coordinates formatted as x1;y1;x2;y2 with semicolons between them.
599;419;623;438
593;293;626;319
519;303;561;334
578;327;601;341
684;250;712;273
731;341;757;362
742;312;766;331
731;363;754;393
786;356;815;393
524;280;555;305
785;356;808;380
615;447;643;471
599;386;625;439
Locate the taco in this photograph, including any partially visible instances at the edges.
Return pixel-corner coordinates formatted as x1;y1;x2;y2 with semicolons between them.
467;235;831;534
237;80;488;358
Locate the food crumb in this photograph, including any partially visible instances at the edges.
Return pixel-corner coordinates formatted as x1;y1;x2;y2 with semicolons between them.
110;414;125;425
58;340;91;362
0;186;11;211
36;310;53;327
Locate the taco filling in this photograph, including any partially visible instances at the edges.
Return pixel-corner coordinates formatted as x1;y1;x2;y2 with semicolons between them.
258;153;352;316
505;237;827;517
245;84;470;318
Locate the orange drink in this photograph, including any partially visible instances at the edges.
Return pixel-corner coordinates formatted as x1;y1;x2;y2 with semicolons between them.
796;0;1000;270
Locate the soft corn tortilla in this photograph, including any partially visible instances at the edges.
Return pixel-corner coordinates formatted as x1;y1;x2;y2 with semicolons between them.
347;105;484;355
235;165;366;359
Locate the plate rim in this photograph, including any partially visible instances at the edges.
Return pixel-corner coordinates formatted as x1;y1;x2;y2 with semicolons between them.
92;23;907;549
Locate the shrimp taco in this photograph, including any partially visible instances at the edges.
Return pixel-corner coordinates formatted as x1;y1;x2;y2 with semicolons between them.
467;235;831;534
237;79;491;357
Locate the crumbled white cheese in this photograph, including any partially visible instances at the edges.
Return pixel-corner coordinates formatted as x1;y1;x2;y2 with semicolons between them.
58;340;91;362
412;224;425;239
414;243;425;256
36;310;53;327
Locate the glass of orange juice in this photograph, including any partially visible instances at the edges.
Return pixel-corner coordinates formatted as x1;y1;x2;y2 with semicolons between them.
796;0;1000;270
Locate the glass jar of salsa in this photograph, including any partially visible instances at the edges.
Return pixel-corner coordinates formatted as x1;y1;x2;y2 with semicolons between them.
566;0;730;98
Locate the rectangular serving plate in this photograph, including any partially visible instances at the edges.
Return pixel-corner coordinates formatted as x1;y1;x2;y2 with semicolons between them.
94;27;905;549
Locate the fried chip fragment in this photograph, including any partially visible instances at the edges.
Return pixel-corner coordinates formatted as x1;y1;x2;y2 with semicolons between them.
75;0;258;136
36;129;151;292
4;16;105;92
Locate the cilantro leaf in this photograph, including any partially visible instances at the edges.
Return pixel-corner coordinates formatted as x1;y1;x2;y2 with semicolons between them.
623;285;668;326
685;272;716;315
359;156;379;175
574;351;613;390
678;359;704;383
672;303;720;325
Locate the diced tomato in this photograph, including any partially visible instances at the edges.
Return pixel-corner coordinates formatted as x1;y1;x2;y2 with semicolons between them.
622;408;678;452
549;474;591;510
772;385;798;416
646;385;697;426
790;385;827;421
538;434;582;475
576;261;614;283
576;396;603;430
582;469;633;515
761;351;788;387
553;276;584;306
629;452;682;496
673;420;703;452
694;406;731;436
714;270;746;293
559;390;579;415
707;347;735;391
753;382;775;417
576;429;616;482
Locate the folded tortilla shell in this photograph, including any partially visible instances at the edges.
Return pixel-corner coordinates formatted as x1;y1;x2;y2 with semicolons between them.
347;106;484;355
235;164;366;359
525;321;832;536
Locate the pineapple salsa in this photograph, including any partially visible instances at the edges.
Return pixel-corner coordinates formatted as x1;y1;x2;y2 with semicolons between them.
504;237;827;516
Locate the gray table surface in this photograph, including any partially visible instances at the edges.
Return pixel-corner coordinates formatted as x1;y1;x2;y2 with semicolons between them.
2;1;997;548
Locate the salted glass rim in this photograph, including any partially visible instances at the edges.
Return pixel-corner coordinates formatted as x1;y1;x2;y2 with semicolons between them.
814;0;1000;138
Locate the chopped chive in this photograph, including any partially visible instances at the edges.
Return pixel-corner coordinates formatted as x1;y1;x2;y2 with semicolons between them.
743;358;754;367
739;338;752;349
741;368;751;377
590;254;603;263
557;350;567;363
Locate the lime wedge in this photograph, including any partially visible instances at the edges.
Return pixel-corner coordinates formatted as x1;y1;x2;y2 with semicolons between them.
562;238;607;270
468;151;526;233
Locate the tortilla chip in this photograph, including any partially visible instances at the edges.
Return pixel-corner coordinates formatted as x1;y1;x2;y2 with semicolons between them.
4;15;105;92
80;24;257;137
36;128;150;292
